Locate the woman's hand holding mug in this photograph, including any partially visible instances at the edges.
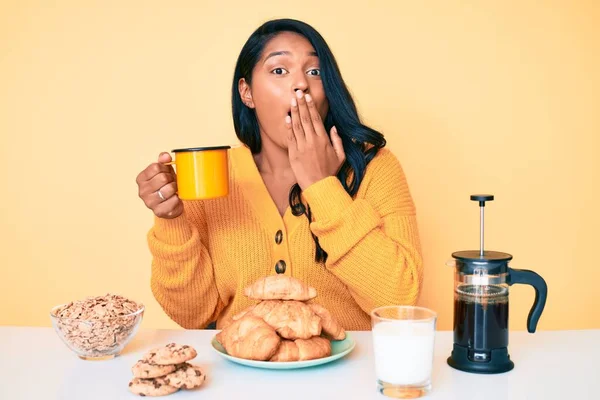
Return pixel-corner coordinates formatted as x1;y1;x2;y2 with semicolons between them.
136;152;183;219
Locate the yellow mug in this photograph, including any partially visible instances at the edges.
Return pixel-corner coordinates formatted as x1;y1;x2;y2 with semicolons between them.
166;146;231;200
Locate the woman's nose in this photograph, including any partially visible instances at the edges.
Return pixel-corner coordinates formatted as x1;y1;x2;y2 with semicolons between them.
293;86;309;94
292;73;309;94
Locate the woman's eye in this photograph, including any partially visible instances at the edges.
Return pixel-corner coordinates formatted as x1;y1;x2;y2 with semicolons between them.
271;68;288;75
307;69;321;76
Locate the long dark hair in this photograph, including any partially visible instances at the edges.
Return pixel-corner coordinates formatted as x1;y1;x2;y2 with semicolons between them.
231;18;386;263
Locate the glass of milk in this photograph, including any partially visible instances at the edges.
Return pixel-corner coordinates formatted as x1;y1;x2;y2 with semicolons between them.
371;306;437;398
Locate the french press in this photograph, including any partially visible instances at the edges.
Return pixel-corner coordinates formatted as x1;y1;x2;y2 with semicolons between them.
447;195;548;374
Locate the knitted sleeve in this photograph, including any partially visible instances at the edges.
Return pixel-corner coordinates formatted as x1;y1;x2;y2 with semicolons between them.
301;150;423;313
147;201;225;328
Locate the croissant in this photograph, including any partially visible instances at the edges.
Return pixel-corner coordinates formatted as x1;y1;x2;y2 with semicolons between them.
249;300;321;340
308;303;346;340
244;275;317;301
269;340;299;362
216;315;281;361
295;336;331;360
270;337;332;362
244;300;280;319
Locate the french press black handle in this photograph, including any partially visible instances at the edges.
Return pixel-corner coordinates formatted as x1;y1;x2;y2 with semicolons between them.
507;268;548;333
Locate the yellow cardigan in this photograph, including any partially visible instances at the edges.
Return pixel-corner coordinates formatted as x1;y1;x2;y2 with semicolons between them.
148;145;423;330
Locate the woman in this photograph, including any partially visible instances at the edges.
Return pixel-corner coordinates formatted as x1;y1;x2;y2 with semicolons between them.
136;18;423;330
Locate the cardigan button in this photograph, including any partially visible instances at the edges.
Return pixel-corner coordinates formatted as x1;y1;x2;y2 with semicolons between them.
275;260;286;274
275;230;283;245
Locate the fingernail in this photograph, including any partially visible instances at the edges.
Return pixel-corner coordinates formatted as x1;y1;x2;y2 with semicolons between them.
305;94;312;102
291;98;297;107
295;90;303;99
285;115;291;123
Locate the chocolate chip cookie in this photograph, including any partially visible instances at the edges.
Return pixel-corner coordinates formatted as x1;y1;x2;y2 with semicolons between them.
128;377;179;397
163;363;206;390
131;359;177;379
143;343;197;365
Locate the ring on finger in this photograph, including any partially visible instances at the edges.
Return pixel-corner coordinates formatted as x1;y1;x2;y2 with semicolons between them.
157;189;166;201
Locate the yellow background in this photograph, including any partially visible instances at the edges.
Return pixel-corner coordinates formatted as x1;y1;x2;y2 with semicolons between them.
1;0;598;331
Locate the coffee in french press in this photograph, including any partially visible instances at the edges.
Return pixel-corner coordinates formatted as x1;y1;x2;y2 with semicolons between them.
447;195;548;374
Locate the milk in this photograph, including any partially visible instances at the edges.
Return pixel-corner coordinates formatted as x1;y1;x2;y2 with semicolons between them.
372;320;435;385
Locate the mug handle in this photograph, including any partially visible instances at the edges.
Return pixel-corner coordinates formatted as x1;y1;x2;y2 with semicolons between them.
507;268;548;333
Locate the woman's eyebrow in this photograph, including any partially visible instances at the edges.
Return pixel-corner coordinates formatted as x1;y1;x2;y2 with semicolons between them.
263;50;318;64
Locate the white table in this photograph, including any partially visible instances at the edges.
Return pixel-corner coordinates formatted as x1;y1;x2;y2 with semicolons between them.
0;327;596;399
